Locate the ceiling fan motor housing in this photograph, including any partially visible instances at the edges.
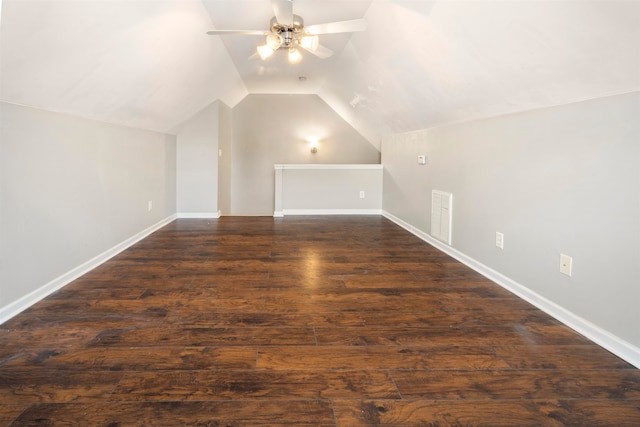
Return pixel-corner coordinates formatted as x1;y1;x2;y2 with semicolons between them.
270;15;305;48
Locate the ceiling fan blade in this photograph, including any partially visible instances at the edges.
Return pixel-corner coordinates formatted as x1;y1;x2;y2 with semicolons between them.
271;0;293;25
305;19;367;35
207;30;268;36
300;43;334;59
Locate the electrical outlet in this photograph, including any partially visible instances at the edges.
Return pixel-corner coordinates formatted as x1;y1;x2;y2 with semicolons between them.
359;191;365;199
417;155;427;165
148;200;153;211
560;254;572;276
495;232;504;249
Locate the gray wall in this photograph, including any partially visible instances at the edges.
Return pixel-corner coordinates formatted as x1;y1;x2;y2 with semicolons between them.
176;102;220;215
278;165;383;214
231;94;380;215
175;100;233;217
382;92;640;348
0;102;176;307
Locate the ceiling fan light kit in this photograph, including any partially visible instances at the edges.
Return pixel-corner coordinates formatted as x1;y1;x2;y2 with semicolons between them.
288;47;302;64
207;0;366;64
257;43;276;60
257;15;316;63
266;33;283;50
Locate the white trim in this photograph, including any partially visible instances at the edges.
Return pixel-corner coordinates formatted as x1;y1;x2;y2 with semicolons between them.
431;190;453;245
0;214;177;324
274;167;283;216
177;212;220;219
383;210;640;369
274;164;383;170
282;209;382;216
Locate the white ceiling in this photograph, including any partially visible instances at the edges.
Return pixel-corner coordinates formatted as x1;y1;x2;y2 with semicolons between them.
0;0;247;132
2;0;639;148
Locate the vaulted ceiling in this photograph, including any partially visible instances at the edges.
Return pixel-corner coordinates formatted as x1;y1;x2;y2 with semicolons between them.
2;0;639;149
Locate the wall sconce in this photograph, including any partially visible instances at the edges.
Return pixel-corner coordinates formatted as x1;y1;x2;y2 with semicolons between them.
309;140;318;154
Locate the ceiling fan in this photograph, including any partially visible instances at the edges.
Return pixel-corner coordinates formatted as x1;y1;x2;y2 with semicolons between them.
206;0;367;63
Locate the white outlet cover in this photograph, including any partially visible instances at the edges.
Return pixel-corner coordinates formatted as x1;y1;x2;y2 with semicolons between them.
417;155;427;165
560;254;572;276
495;232;504;249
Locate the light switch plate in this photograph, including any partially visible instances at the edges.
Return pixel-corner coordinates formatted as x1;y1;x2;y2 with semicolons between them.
417;155;427;165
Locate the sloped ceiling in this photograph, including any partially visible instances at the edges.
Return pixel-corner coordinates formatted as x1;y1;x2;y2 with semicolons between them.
322;0;640;146
1;0;639;147
0;0;247;133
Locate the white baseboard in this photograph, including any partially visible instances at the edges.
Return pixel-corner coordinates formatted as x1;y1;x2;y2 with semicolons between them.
281;209;383;216
177;211;220;219
382;210;640;369
0;214;177;324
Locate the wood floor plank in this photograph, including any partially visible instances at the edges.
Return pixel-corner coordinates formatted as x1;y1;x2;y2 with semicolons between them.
12;401;336;426
257;345;510;370
111;369;399;401
44;287;145;300
0;372;124;403
0;313;167;331
263;293;444;313
17;299;172;321
87;296;266;314
332;399;640;426
359;310;563;328
309;285;515;299
314;325;592;347
438;296;538;312
0;347;257;372
0;327;102;351
495;345;636;370
390;369;640;400
1;216;636;426
86;326;316;347
163;311;365;328
0;405;28;426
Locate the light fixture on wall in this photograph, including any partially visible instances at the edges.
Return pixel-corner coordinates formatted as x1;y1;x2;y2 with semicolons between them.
309;139;319;154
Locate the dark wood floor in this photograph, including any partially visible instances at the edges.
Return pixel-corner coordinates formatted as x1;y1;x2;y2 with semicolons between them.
1;216;638;426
